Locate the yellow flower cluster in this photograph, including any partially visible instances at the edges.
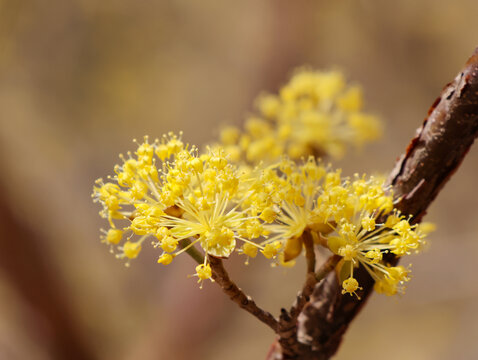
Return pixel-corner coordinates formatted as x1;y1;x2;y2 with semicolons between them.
331;216;433;298
241;156;432;297
219;69;382;163
93;134;431;297
92;134;268;284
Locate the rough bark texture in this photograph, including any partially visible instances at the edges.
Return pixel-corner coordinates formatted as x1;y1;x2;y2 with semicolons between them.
268;48;478;359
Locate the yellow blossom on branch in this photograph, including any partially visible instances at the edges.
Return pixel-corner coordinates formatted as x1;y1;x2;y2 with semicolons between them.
93;134;432;297
218;69;382;164
241;155;431;295
92;133;265;277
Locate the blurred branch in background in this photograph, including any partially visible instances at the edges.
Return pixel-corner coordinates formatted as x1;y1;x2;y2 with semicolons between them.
0;180;96;360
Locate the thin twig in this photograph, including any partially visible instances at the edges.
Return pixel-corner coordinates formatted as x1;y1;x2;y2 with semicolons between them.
286;230;317;318
288;254;341;319
181;240;279;331
303;230;316;274
208;255;279;332
276;251;341;359
276;232;317;357
315;255;341;283
180;238;204;264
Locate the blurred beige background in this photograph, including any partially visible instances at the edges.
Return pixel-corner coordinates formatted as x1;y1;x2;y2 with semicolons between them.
0;1;477;359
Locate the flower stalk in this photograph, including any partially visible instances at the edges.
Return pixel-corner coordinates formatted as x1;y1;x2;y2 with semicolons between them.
208;256;279;332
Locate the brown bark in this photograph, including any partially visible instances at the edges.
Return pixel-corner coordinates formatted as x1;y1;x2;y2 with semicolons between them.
267;48;478;359
277;254;341;359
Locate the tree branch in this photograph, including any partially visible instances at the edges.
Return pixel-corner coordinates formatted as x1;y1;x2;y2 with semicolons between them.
388;48;478;218
208;255;279;331
303;230;316;274
276;231;320;357
276;254;341;359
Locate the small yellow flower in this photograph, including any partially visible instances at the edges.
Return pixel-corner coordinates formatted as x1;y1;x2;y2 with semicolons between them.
161;237;178;253
195;264;212;288
105;229;123;245
122;241;142;259
338;244;357;261
365;248;382;264
261;242;282;259
374;266;411;296
342;277;362;299
259;206;278;223
361;216;376;232
158;253;174;265
242;242;259;258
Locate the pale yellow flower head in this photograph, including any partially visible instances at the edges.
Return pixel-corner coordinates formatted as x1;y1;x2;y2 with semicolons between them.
219;69;382;164
242;156;431;295
92;133;265;275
